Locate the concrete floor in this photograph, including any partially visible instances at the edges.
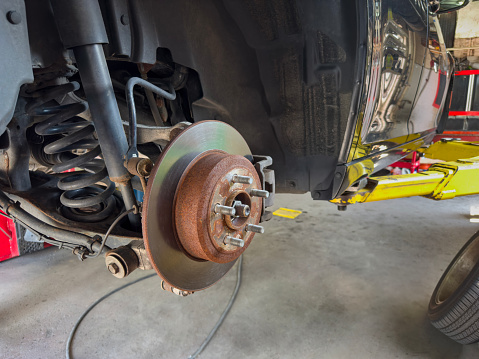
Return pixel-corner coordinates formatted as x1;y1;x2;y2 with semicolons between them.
2;194;479;359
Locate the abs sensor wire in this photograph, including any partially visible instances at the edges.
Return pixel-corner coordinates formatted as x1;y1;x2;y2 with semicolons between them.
66;255;244;359
85;207;135;258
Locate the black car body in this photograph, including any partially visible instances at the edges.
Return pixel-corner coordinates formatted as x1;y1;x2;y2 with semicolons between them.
0;0;464;288
0;0;455;199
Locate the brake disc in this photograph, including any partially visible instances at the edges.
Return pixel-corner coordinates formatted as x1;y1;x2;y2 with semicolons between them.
142;121;264;291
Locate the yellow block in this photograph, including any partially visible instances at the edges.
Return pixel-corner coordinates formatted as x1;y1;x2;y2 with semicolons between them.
273;207;302;219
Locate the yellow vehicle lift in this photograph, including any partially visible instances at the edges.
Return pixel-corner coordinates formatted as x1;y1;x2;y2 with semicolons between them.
331;141;479;205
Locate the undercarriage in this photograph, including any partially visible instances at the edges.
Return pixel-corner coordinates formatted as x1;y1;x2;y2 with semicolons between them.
5;0;479;351
0;0;282;293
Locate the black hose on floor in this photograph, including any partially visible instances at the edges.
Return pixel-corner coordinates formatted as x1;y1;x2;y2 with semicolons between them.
188;255;243;359
66;255;243;359
66;273;156;359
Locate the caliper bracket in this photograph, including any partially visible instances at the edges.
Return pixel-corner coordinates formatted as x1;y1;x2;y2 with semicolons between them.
252;155;275;222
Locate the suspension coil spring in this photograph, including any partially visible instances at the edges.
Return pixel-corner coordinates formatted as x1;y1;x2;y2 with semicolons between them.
26;81;119;222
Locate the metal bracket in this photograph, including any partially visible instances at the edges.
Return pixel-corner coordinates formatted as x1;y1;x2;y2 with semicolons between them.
252;155;275;222
129;239;153;271
123;121;190;145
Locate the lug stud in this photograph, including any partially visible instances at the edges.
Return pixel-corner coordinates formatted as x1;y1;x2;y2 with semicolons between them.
215;204;236;216
232;174;253;184
250;189;269;198
234;203;250;217
224;236;245;247
246;224;264;234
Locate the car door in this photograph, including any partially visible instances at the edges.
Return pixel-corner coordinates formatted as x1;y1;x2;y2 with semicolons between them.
360;0;428;144
408;11;452;136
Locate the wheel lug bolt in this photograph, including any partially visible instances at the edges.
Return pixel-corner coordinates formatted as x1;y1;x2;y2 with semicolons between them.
250;189;269;198
234;203;250;217
232;174;253;184
215;204;236;216
246;224;264;234
224;236;244;247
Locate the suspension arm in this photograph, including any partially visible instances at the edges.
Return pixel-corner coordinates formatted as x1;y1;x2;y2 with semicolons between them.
0;191;104;254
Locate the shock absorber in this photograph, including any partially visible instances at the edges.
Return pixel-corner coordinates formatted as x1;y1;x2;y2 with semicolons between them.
50;0;140;228
26;81;119;222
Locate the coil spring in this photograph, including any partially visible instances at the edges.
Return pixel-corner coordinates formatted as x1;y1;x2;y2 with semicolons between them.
26;81;118;222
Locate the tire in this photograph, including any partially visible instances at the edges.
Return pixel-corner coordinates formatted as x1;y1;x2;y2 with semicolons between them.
428;231;479;344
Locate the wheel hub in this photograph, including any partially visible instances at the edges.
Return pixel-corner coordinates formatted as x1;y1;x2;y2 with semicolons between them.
142;121;266;291
174;150;262;263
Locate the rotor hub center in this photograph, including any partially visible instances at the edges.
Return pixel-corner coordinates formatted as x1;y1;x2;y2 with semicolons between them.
143;120;268;291
174;150;262;263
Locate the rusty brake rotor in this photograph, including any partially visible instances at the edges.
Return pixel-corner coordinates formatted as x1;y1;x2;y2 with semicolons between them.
142;121;264;291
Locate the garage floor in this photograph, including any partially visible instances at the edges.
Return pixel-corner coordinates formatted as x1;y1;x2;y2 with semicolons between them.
2;194;479;359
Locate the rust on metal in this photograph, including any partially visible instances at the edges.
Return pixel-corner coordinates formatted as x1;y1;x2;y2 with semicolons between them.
160;281;193;296
3;152;12;188
126;157;153;177
155;97;169;123
224;190;252;230
129;239;153;270
142;120;258;292
109;172;133;186
137;62;155;74
174;150;262;264
168;126;184;141
105;245;139;278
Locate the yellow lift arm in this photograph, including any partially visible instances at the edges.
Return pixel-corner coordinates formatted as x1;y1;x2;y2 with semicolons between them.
331;141;479;205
